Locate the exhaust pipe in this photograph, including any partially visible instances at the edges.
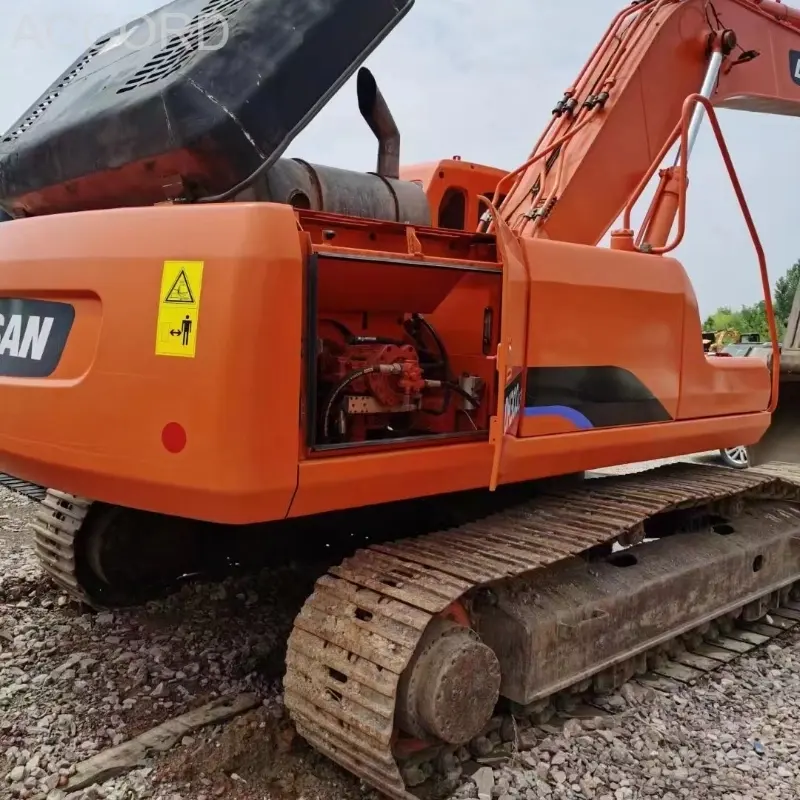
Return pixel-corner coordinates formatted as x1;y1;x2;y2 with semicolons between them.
357;67;400;180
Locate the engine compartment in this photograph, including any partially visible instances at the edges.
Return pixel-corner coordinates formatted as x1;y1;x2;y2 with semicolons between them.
303;225;502;452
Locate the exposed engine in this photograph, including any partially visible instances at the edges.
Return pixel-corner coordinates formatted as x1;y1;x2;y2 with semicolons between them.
315;315;485;444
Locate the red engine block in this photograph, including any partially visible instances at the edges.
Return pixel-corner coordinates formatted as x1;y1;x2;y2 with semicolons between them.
320;341;425;407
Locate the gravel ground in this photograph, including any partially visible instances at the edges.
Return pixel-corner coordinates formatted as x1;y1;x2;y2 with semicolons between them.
0;493;366;800
2;452;800;800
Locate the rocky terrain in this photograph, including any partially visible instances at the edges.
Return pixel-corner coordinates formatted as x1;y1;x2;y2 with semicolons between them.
2;454;799;800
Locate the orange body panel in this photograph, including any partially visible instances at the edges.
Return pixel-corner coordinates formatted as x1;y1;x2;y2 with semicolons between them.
0;199;772;524
676;269;772;419
500;412;770;484
0;204;306;522
519;238;770;434
289;411;769;518
400;160;508;230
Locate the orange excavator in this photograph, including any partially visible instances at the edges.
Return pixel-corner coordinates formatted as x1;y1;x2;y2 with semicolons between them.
3;0;800;797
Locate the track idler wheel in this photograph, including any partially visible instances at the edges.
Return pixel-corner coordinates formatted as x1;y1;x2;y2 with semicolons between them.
396;615;501;746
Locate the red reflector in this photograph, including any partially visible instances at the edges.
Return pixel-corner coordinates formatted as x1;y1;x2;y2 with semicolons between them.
161;422;187;453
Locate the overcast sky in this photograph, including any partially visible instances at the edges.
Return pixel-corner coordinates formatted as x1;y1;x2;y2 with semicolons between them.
1;0;798;318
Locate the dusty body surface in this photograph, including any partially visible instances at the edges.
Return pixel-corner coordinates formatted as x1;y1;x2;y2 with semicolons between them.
2;459;800;800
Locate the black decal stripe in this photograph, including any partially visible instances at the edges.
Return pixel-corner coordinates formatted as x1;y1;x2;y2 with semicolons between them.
791;50;800;86
525;366;673;428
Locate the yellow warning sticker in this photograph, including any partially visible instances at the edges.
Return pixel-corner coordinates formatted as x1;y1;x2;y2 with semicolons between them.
154;260;204;358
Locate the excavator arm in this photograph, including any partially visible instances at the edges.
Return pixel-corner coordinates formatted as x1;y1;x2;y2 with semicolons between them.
492;0;800;248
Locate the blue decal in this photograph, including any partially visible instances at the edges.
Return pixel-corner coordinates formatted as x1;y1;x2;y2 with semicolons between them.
523;405;595;430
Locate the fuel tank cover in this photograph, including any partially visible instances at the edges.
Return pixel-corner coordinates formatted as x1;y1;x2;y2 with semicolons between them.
0;0;415;216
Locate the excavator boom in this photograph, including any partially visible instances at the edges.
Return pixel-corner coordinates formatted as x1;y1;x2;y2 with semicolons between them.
495;0;800;247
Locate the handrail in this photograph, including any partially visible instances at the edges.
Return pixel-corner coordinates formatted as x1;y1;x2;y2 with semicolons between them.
680;94;778;412
621;92;779;413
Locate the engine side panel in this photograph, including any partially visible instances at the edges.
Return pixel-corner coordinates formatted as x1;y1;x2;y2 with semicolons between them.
0;203;304;521
516;238;771;435
286;218;772;518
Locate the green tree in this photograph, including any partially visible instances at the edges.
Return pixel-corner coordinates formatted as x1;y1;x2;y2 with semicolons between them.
739;300;769;338
704;262;800;341
773;260;800;328
703;306;735;331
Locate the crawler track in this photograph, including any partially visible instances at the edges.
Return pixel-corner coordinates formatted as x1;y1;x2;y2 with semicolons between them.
283;461;800;800
30;489;93;603
24;460;800;799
